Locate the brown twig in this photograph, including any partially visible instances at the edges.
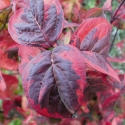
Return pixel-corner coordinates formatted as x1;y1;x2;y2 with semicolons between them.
110;0;125;24
109;28;118;52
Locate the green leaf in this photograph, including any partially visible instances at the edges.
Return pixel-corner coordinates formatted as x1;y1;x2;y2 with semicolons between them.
8;119;22;125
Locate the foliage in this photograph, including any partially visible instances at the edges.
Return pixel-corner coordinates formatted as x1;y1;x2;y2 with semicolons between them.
0;0;125;125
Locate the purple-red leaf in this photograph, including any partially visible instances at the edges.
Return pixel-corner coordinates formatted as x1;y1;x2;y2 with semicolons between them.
81;51;120;83
22;44;86;118
102;92;120;111
9;0;64;48
84;70;111;101
101;77;125;112
70;17;121;83
70;17;111;47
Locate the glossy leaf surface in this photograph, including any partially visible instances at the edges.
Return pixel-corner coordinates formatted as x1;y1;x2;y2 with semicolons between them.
9;0;64;48
22;44;86;118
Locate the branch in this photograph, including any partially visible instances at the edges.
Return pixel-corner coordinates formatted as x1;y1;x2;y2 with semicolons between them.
0;9;12;32
109;28;118;52
110;0;125;24
0;110;4;113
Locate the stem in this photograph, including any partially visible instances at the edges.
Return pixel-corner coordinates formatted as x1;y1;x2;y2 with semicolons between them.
110;0;125;24
0;110;4;113
0;9;12;32
109;28;118;52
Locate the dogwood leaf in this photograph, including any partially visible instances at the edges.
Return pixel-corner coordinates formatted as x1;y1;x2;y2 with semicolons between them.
22;45;86;118
9;0;64;48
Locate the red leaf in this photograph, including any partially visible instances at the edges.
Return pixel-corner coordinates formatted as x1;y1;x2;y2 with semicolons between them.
0;48;18;70
102;92;120;111
0;0;10;10
57;29;72;45
70;17;121;83
0;30;19;70
124;74;125;83
60;0;81;22
22;44;86;118
85;8;102;19
2;100;13;116
116;40;125;49
11;0;29;12
102;78;125;112
103;0;112;12
112;117;122;125
108;57;125;63
81;51;120;83
2;96;23;117
59;119;81;125
70;17;111;47
9;0;64;48
64;20;79;28
84;70;111;101
115;5;125;22
18;45;42;74
0;74;18;99
0;71;6;92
